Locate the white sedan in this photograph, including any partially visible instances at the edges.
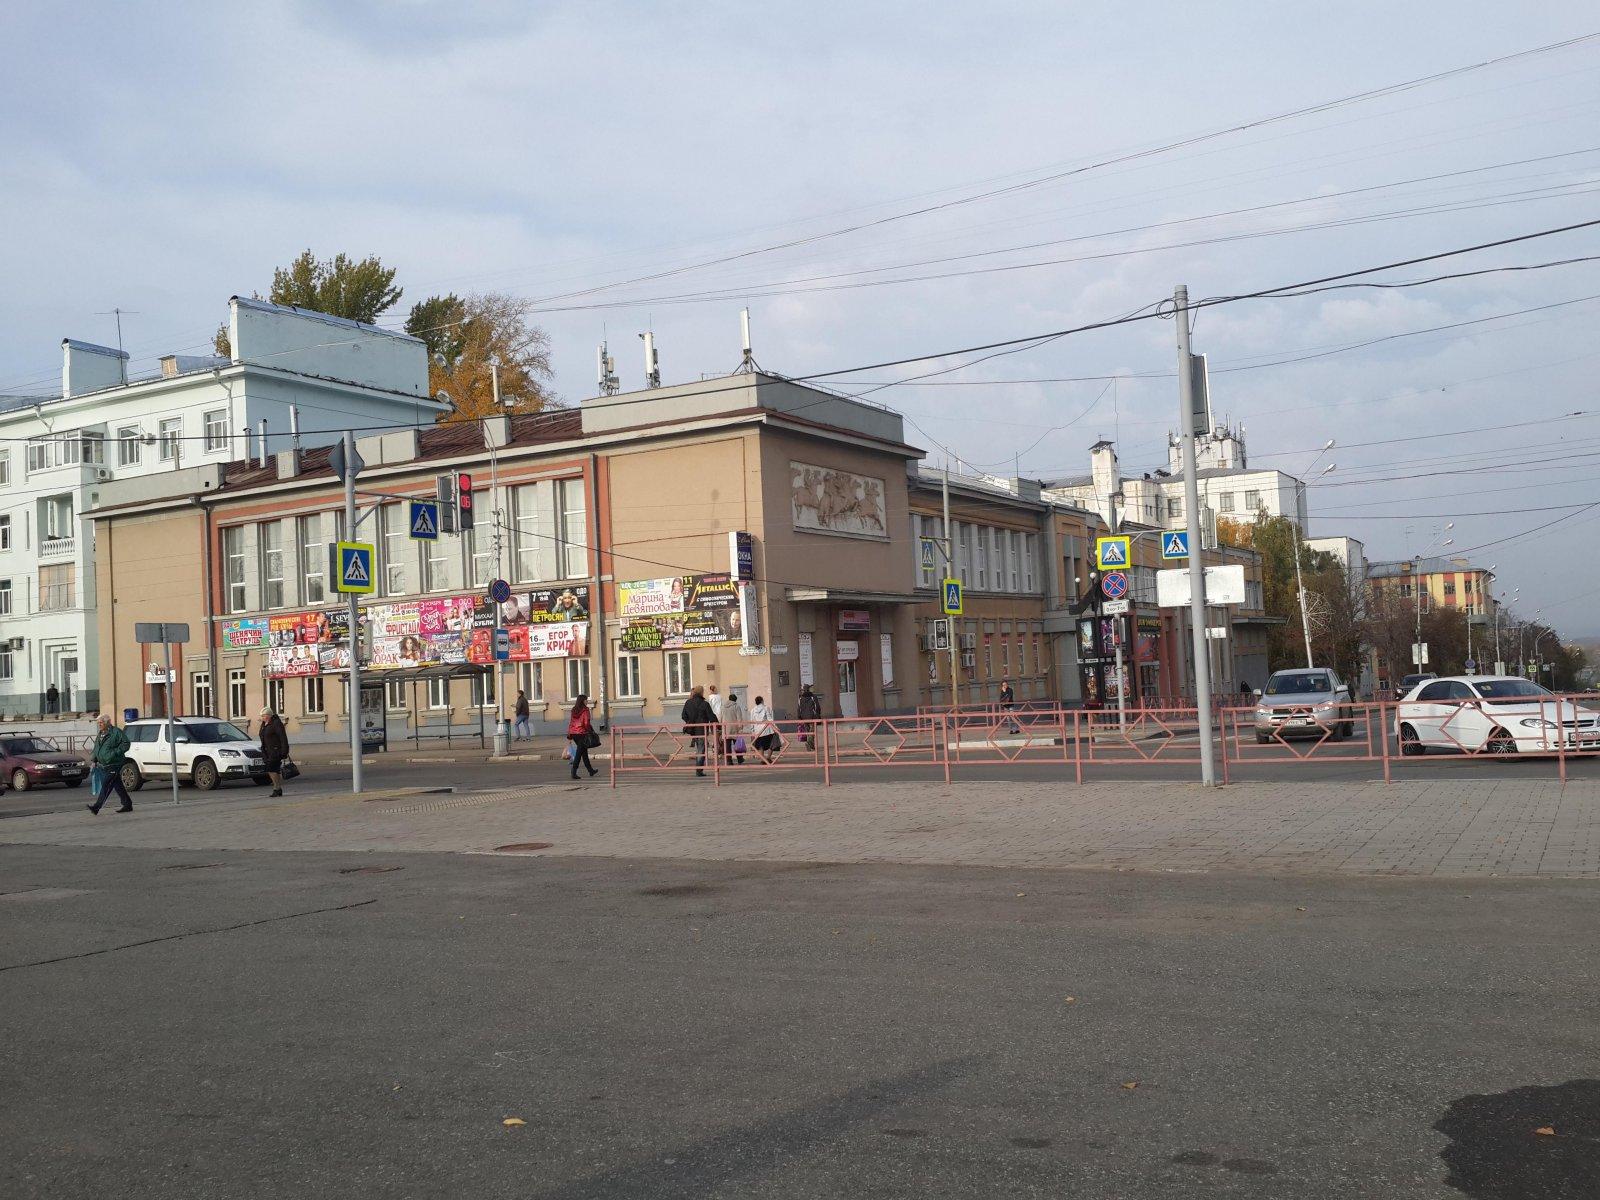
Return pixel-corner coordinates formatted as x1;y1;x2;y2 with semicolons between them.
1394;675;1600;756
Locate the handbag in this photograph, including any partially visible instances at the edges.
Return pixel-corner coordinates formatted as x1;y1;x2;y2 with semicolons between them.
583;729;601;749
280;757;301;781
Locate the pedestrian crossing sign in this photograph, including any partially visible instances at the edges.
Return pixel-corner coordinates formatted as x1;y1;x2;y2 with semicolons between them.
1095;535;1130;570
920;538;938;570
335;541;376;594
409;500;439;541
1161;530;1190;560
942;578;963;616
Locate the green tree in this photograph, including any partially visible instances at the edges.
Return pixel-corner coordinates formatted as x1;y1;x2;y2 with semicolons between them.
213;249;402;357
408;292;556;421
1221;512;1360;676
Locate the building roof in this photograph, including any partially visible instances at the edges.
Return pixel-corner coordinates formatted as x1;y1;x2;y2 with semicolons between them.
230;296;426;345
1367;556;1490;578
217;409;585;491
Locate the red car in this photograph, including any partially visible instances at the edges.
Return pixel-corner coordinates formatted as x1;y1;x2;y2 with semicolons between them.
0;732;89;792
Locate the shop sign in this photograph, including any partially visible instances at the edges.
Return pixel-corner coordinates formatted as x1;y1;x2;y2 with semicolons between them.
837;609;870;631
837;639;860;662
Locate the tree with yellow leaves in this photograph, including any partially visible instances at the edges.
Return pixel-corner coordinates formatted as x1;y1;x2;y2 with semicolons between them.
404;293;555;421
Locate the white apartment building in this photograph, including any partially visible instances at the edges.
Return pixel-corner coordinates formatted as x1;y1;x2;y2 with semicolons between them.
1042;426;1308;534
0;298;442;715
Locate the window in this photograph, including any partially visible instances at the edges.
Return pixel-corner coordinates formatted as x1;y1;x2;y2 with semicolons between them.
1244;489;1261;511
191;672;213;717
222;526;247;612
159;418;182;463
0;514;10;551
260;520;286;608
81;432;105;464
26;439;46;472
468;527;496;588
565;657;591;700
39;563;74;610
299;513;326;605
1008;530;1021;591
665;651;691;696
955;523;972;584
228;669;247;719
1023;534;1037;593
0;578;10;616
422;524;457;592
994;529;1008;592
203;410;229;452
42;495;73;540
267;678;286;716
428;677;451;709
512;483;552;582
118;427;141;467
303;676;325;715
518;661;543;701
381;505;411;596
558;478;588;579
470;671;496;709
0;649;11;680
1219;492;1235;513
385;678;407;709
1167;497;1183;519
0;449;8;485
616;652;642;699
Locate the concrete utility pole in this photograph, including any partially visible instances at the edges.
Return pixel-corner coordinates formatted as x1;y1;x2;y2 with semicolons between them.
1109;490;1128;733
344;430;363;795
1174;285;1216;786
942;465;958;702
1294;445;1335;668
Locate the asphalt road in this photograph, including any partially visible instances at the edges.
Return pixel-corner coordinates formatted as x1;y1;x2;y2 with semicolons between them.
2;846;1596;1198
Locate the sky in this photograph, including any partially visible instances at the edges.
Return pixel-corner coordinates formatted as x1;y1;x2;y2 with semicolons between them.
3;1;1599;632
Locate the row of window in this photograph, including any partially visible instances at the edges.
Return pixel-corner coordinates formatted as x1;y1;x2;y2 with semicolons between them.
911;514;1040;593
221;478;589;613
0;566;77;614
13;414;233;478
1212;489;1263;515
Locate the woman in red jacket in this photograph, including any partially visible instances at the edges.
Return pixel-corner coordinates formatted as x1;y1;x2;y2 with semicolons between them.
566;694;599;780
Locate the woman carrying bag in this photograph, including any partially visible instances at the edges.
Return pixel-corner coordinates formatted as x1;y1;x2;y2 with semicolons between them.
749;695;780;764
566;694;600;780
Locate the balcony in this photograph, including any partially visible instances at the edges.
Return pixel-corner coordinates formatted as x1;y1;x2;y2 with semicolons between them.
39;536;76;559
39;584;76;612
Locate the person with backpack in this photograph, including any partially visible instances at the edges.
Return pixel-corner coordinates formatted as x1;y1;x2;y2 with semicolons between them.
566;694;599;779
680;685;717;778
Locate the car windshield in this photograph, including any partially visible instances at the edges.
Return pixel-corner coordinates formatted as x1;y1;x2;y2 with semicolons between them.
1;737;58;755
184;722;253;744
1266;673;1330;696
1473;679;1554;700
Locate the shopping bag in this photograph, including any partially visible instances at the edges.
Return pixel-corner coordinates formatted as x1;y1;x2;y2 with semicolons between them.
563;741;575;761
734;737;747;755
90;765;106;794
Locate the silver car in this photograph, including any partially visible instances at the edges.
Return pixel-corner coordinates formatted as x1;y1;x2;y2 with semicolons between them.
1254;668;1355;742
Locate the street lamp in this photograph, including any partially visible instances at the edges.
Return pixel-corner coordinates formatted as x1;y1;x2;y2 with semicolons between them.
1495;588;1519;672
1465;564;1495;674
1294;441;1335;668
1412;525;1453;672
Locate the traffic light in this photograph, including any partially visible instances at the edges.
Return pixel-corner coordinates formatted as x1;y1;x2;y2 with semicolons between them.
456;471;475;531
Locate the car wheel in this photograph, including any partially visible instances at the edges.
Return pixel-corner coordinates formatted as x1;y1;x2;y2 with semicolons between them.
120;762;145;792
1487;728;1518;755
10;768;31;792
1329;721;1346;742
1399;724;1425;756
1255;733;1271;744
192;758;220;791
1342;721;1355;738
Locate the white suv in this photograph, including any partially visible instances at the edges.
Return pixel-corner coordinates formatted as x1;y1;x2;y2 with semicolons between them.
121;718;270;792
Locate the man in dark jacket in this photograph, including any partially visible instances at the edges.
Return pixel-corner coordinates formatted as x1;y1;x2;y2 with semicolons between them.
87;713;133;815
797;683;822;747
680;685;717;778
259;707;290;797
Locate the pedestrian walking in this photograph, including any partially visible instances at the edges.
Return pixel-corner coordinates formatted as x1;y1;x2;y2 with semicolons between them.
86;713;133;815
680;685;717;777
566;694;599;779
998;677;1018;733
750;695;780;763
722;690;746;765
514;690;531;740
259;707;290;797
797;683;822;748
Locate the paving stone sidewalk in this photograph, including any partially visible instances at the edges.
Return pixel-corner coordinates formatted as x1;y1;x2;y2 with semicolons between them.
1;777;1596;878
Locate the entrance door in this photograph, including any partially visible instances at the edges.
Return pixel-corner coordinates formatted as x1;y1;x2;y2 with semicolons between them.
837;660;859;718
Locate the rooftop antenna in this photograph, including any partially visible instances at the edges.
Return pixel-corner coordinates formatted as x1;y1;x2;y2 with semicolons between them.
597;341;619;395
735;307;759;374
94;307;139;384
640;330;661;389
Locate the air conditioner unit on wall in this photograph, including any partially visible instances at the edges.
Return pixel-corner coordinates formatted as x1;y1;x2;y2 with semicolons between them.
960;651;976;668
94;467;113;482
6;637;24;651
960;634;977;650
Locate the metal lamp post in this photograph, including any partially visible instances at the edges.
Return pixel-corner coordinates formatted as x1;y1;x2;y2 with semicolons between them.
1293;443;1335;667
1410;525;1453;672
